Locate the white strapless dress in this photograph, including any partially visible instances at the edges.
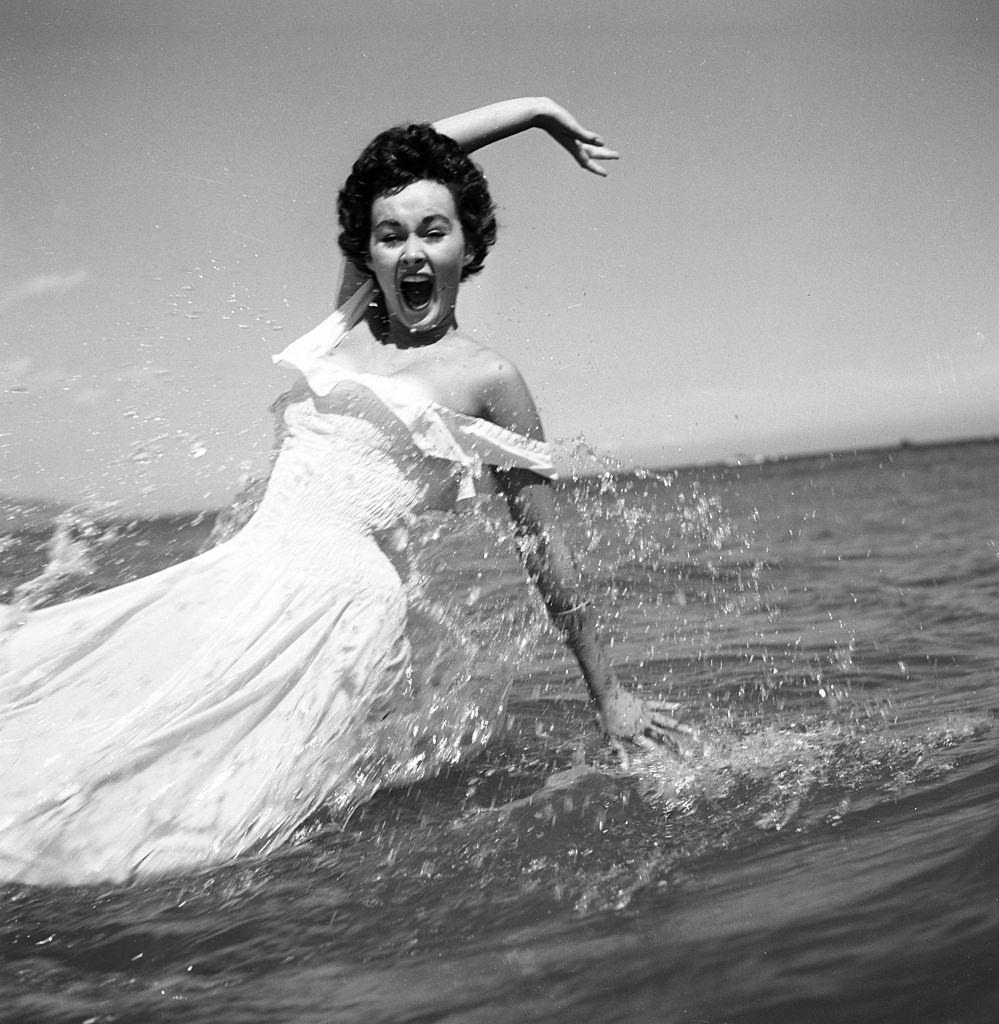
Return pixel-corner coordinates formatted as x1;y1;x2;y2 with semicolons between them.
0;349;555;884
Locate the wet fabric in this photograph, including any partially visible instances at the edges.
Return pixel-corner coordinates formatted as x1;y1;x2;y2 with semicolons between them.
0;322;554;884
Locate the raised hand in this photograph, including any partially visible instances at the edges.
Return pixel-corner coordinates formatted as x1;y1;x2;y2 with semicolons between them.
434;96;619;177
533;97;621;176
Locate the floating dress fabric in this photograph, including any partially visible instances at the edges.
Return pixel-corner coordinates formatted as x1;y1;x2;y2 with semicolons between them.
0;289;555;885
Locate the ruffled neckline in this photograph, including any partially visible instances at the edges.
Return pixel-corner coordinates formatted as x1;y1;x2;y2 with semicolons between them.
272;287;556;499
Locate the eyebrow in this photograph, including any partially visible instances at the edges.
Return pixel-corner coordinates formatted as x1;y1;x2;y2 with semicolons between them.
372;213;452;231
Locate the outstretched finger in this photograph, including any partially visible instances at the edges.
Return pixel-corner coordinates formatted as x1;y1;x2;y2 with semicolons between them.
633;734;665;756
578;124;608;146
653;718;700;740
547;109;605;147
580;143;620;161
553;136;618;176
642;725;685;754
648;700;682;714
577;144;620;177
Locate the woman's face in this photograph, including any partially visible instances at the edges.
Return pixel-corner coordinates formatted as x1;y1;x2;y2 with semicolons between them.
367;179;471;334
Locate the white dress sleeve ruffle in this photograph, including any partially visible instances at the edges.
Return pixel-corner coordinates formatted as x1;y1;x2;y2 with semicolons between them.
272;283;557;500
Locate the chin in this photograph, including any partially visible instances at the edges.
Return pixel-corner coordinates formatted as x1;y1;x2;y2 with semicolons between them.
393;298;453;333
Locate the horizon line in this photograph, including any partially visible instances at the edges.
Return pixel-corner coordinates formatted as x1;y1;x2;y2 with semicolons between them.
3;433;997;522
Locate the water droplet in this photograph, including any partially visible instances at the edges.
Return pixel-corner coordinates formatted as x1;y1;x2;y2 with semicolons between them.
129;445;161;467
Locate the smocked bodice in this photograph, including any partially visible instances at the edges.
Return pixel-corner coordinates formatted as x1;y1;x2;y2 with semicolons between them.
247;383;463;545
270;284;557;502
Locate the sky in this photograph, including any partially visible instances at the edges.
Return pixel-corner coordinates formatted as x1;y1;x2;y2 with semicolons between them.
2;0;998;513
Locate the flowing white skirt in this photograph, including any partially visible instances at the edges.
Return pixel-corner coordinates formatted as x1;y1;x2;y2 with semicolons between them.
0;524;411;885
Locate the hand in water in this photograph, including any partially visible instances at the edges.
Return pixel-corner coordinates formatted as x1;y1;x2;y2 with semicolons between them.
600;688;701;763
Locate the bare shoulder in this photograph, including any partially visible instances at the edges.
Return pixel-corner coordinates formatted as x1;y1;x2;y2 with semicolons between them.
450;336;526;389
447;334;543;439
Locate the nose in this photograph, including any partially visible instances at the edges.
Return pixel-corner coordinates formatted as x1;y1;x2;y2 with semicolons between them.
399;236;426;266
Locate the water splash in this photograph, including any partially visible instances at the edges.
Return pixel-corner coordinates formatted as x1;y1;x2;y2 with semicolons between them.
0;440;911;865
7;508;105;611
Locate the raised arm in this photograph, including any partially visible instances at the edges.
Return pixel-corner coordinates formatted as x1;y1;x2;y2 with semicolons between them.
336;97;617;306
433;96;619;177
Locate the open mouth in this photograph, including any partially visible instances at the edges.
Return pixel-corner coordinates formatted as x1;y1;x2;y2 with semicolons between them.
399;276;434;312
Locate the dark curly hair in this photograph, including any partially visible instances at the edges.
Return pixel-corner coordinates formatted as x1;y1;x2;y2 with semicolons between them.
337;123;497;281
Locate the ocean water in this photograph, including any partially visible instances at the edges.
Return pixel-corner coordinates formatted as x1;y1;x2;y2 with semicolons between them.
2;440;998;1023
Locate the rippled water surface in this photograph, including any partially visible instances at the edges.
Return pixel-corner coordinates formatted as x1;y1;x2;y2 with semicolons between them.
3;441;998;1023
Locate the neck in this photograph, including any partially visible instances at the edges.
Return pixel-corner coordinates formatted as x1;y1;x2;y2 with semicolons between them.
382;313;458;349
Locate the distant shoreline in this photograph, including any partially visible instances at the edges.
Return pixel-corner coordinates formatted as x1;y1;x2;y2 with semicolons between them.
650;433;999;475
4;434;998;524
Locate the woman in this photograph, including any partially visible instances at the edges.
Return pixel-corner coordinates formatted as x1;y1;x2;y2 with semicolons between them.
0;98;690;885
